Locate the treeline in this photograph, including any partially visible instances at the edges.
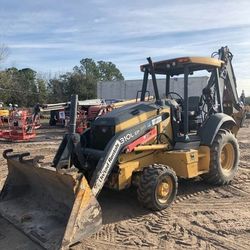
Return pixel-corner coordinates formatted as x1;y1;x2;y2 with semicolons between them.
0;67;47;107
0;58;124;107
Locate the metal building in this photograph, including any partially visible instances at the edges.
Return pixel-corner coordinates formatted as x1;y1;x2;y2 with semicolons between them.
97;76;209;100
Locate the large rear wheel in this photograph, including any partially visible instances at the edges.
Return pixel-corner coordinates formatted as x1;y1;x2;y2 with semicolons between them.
137;164;178;211
202;129;239;185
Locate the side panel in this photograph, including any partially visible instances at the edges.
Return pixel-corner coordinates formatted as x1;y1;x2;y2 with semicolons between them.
199;113;236;146
118;151;155;190
154;146;210;179
116;110;157;132
155;150;199;178
112;145;210;190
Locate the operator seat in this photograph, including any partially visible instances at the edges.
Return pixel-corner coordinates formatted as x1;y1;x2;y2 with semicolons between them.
188;96;200;115
188;96;200;130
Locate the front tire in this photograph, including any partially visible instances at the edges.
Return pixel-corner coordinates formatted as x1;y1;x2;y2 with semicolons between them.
202;129;239;185
137;164;178;211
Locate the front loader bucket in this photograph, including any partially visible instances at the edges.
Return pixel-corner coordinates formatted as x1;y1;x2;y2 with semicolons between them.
0;150;102;250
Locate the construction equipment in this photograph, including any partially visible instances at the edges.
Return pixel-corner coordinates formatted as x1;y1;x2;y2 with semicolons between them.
0;108;9;128
0;46;245;249
0;109;9;118
43;98;141;133
0;109;36;141
43;99;107;126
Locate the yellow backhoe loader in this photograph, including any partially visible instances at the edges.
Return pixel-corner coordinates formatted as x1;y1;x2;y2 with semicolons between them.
0;46;246;249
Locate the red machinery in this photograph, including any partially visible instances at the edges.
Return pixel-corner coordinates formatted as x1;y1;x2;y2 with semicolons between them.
76;110;88;134
75;105;114;134
0;110;36;141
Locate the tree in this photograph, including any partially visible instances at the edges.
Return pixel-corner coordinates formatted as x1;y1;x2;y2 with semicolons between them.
36;77;47;104
1;56;124;106
18;68;37;106
0;70;12;104
47;77;67;103
97;60;124;81
48;58;124;102
0;67;48;107
2;67;24;106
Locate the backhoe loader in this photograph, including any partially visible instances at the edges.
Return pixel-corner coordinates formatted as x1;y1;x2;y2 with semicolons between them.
0;46;245;249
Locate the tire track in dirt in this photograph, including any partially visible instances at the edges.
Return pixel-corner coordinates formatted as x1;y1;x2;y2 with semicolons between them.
81;166;250;250
188;221;249;250
0;124;249;250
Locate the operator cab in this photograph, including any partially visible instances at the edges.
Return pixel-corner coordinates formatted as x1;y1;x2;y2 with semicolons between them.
140;56;224;146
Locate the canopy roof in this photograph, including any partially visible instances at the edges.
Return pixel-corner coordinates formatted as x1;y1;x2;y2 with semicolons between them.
140;57;224;76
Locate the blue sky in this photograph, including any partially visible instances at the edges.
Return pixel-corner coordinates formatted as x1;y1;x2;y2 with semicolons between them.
1;0;250;94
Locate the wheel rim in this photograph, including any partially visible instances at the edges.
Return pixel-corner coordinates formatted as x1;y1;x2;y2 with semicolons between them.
156;176;173;204
220;143;235;171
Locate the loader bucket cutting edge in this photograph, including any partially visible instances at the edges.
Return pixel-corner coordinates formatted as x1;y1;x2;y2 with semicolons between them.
0;153;102;250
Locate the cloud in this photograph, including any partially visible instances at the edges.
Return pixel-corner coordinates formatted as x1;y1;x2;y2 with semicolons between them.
8;43;67;49
93;18;106;23
1;0;250;94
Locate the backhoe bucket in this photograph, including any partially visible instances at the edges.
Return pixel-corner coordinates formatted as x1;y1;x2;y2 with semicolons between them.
0;150;102;250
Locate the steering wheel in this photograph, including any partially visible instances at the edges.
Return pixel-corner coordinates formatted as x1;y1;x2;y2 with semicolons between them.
167;92;184;106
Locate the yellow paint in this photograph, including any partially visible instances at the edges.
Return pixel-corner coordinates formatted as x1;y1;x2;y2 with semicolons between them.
115;107;171;133
118;162;139;190
117;152;155;190
187;57;223;67
197;146;210;172
114;144;211;190
0;109;9;117
154;150;198;178
141;57;223;71
220;143;234;171
115;110;157;132
112;97;154;109
133;144;168;151
118;150;155;164
156;176;173;203
104;101;211;189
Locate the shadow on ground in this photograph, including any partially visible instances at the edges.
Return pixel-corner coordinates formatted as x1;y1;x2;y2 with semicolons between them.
99;178;213;225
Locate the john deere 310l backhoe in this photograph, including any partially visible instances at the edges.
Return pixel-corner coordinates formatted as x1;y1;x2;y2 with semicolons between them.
0;46;245;249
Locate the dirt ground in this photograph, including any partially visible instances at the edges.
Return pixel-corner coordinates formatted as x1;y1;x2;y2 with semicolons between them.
0;122;249;250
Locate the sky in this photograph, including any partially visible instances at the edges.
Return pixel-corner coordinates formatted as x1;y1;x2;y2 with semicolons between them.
0;0;250;95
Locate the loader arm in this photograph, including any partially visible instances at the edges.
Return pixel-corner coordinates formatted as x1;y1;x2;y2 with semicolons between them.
89;112;169;196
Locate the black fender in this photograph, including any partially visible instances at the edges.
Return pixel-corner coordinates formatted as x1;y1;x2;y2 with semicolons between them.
199;113;236;146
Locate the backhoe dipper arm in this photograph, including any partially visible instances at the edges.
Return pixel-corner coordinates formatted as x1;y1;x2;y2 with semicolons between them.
217;46;241;111
203;46;243;117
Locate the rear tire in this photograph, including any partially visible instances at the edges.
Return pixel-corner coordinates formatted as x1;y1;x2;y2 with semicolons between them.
137;164;178;211
202;129;239;185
